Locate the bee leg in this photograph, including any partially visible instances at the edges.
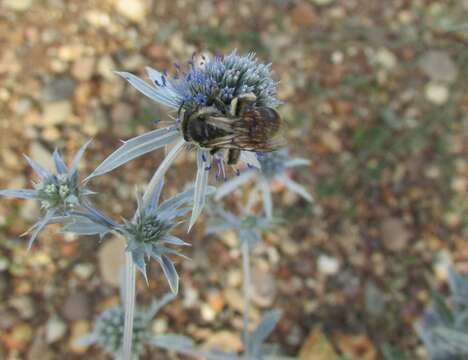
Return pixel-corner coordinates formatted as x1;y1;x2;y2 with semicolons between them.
177;101;186;118
234;93;257;116
227;149;241;165
209;148;220;156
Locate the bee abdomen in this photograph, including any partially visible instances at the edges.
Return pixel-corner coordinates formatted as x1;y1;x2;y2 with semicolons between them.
241;107;281;138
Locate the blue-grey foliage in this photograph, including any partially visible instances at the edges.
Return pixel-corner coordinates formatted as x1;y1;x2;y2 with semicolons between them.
203;310;295;360
150;310;294;360
206;205;276;247
215;149;312;218
416;267;468;359
63;183;215;294
0;140;94;249
78;293;176;359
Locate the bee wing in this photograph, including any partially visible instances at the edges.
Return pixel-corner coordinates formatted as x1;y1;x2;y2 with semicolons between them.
203;107;286;152
204;116;235;132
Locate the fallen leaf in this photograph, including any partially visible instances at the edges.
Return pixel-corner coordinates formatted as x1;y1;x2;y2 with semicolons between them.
336;333;377;360
299;327;338;360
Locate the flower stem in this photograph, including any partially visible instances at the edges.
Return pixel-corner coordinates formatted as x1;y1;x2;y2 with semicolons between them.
122;252;136;360
241;239;251;356
141;139;185;208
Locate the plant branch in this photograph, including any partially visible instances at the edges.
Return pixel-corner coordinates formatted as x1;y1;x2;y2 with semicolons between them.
241;239;251;357
122;251;136;360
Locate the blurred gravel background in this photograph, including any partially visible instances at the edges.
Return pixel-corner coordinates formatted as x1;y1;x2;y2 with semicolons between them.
0;0;467;359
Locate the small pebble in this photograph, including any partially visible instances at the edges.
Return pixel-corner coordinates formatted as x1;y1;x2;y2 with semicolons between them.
46;317;67;343
425;82;449;105
317;254;340;275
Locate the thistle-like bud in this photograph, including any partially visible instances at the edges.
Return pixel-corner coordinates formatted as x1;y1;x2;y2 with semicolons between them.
94;307;149;358
0;140;94;249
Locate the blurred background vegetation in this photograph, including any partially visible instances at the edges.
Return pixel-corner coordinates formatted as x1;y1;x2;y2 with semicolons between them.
0;0;467;359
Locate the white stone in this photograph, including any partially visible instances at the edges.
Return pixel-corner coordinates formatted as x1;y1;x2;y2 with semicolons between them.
317;254;340;275
98;236;126;286
201;303;216;322
152;318;168;334
310;0;334;5
331;51;344;64
73;263;94;280
3;0;32;11
42;101;72;126
0;257;8;271
97;56;116;80
375;48;397;70
46;317;67;343
433;250;452;282
425;82;449;105
115;0;147;22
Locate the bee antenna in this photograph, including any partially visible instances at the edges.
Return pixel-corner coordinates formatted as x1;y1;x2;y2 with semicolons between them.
177;101;185;117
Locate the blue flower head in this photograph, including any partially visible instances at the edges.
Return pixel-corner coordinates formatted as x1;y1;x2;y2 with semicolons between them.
171;51;279;113
87;51;279;231
0;140;94;249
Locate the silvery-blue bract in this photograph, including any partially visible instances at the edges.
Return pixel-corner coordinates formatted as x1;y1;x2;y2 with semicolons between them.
151;310;290;360
121;185;198;295
63;179;214;294
0;140;94;249
204;310;289;360
215;149;312;218
415;268;468;359
86;51;278;230
206;205;275;247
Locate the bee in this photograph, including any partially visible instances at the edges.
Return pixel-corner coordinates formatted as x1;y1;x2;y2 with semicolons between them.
181;93;285;165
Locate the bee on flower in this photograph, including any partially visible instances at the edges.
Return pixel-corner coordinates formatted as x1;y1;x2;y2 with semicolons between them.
86;51;284;230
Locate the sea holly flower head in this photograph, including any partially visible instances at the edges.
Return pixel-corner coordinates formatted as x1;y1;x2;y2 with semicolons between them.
122;182;215;294
86;50;277;229
215;149;312;218
61;179;214;293
0;140;94;249
93;307;149;358
35;172;77;209
78;293;176;359
171;50;279;113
